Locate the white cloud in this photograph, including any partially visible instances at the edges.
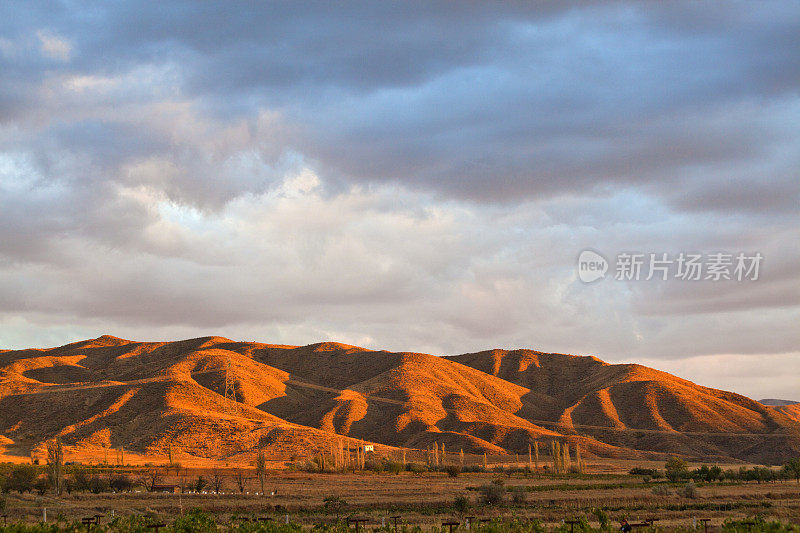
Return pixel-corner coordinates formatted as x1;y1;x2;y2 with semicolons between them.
36;30;72;62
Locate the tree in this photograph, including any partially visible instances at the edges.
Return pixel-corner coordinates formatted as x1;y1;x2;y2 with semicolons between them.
255;448;267;496
137;468;164;492
784;458;800;484
211;469;224;493
235;470;248;493
34;477;51;495
665;456;688;482
71;468;91;492
7;464;38;493
46;437;64;495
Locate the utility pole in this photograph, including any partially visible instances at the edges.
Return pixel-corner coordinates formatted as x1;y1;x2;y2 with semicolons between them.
224;359;239;414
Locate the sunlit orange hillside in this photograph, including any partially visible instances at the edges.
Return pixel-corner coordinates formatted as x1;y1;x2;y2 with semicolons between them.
0;336;797;465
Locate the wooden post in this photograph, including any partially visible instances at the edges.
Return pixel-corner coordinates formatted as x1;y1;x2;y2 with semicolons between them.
534;441;539;472
460;448;464;466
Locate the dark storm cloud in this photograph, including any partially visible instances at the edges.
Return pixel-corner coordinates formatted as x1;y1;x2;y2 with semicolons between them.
2;1;798;207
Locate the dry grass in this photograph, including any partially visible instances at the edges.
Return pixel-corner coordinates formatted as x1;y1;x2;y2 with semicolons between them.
1;468;798;527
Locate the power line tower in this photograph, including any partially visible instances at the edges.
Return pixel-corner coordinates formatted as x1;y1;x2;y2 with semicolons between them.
223;358;239;414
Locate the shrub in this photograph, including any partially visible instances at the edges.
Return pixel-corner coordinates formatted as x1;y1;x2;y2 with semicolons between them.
677;481;698;499
172;509;218;533
477;482;505;505
384;460;404;475
454;495;470;513
323;496;348;521
89;474;110;494
445;465;461;478
651;485;671;496
629;467;661;477
110;473;133;492
511;485;527;504
407;462;427;474
364;459;384;472
592;508;610;530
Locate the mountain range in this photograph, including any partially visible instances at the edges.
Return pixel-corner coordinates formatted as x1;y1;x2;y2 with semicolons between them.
1;335;798;465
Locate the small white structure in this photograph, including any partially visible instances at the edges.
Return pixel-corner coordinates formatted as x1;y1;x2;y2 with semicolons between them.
363;444;374;453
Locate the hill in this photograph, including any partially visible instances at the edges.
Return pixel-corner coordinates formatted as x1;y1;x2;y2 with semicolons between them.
1;336;798;465
760;399;799;406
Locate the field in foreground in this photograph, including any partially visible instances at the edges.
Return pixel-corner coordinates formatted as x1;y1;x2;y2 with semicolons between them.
1;467;799;531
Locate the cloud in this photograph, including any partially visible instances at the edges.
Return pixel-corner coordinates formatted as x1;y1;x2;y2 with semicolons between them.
36;30;71;62
0;1;798;400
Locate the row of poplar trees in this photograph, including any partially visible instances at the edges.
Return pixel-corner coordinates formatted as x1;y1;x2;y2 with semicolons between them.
423;440;586;473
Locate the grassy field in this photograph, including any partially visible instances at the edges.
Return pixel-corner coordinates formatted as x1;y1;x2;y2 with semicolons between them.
1;463;798;531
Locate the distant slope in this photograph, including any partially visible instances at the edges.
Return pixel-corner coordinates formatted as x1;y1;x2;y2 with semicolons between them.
760;399;799;406
1;336;798;464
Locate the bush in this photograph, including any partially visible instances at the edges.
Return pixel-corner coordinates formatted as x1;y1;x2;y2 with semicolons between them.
89;474;110;494
651;485;671;496
629;467;661;477
445;465;461;478
592;508;610;530
677;481;698;499
364;459;384;472
384;460;404;475
454;495;471;513
511;485;527;504
172;509;218;532
407;462;427;474
110;473;133;492
323;496;348;520
477;482;505;505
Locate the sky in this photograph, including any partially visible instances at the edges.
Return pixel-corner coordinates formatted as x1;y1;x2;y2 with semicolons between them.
1;2;798;400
